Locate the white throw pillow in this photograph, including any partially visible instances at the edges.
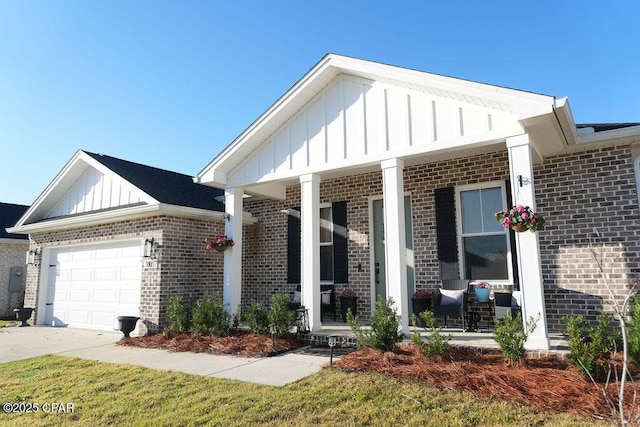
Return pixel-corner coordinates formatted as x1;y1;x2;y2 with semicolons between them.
292;290;301;304
321;290;332;305
511;291;522;308
439;288;465;306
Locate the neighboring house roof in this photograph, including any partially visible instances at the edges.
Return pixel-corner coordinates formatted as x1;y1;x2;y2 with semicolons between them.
0;202;29;240
8;150;236;234
577;123;640;133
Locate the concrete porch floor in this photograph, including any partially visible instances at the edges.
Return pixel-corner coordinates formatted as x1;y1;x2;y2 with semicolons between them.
303;320;570;358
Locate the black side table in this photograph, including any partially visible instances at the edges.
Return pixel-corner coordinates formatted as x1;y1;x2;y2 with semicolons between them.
470;300;494;332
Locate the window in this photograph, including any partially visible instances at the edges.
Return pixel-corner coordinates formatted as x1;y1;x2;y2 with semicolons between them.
457;183;510;281
320;206;333;282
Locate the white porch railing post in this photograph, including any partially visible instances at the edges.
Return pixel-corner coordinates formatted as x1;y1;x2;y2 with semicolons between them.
381;158;409;334
223;187;243;322
300;174;321;332
506;134;550;350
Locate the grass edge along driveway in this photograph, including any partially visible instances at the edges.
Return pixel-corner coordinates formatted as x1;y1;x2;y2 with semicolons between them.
0;355;606;426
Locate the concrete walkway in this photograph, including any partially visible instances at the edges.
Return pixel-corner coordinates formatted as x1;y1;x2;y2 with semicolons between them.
0;326;330;386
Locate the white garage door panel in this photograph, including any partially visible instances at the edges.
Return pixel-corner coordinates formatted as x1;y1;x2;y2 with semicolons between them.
47;241;142;331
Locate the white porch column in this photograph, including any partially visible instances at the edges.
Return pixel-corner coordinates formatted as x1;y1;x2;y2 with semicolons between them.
506;134;550;350
381;158;409;334
300;174;321;331
223;187;243;321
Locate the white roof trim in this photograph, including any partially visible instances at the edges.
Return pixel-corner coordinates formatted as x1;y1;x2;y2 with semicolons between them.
197;54;557;187
14;150;159;229
7;203;256;235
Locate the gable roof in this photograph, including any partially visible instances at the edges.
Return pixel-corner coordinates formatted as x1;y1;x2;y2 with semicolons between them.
195;53;574;195
84;152;224;211
9;150;229;234
0;202;29;240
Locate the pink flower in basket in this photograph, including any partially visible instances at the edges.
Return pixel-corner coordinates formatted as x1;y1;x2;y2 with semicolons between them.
340;289;357;298
475;282;491;289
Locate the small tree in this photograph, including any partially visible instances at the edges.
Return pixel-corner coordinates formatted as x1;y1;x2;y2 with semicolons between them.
191;294;230;336
493;311;538;365
411;310;451;358
565;312;617;380
245;300;270;335
347;296;403;351
267;293;295;338
584;230;640;425
166;295;191;333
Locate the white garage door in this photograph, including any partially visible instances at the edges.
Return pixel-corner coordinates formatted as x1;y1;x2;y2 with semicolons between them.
45;241;142;331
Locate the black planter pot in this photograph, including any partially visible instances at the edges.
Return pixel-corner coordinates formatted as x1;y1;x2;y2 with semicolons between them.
340;297;358;323
117;316;139;339
14;308;34;327
411;298;432;327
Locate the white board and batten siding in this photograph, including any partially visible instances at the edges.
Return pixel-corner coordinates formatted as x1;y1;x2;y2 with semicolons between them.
48;168;149;218
227;75;521;187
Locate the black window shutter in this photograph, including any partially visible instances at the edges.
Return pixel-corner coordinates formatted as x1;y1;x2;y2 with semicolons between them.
505;180;520;290
287;207;301;283
332;201;348;283
434;187;458;279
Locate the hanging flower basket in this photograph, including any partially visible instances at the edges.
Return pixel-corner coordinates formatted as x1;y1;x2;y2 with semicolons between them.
203;235;235;252
495;205;545;233
510;224;529;233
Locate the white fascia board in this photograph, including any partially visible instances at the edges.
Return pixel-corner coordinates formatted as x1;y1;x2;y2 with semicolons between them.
14;150;160;228
7;204;257;234
197;55;337;184
0;237;29;245
552;97;578;145
14;149;88;228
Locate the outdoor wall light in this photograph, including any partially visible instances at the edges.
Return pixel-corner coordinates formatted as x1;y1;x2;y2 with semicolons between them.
143;238;155;258
26;249;41;267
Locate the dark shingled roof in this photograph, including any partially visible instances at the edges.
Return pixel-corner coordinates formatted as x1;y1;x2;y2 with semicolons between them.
84;151;224;212
576;123;640;133
0;202;29;239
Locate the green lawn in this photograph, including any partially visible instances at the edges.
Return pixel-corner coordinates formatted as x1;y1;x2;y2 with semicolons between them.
0;320;16;328
0;356;607;426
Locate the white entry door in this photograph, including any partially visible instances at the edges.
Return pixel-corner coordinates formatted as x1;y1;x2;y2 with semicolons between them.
45;241;142;331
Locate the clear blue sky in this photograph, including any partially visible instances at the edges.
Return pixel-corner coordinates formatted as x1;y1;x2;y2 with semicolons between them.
1;1;638;205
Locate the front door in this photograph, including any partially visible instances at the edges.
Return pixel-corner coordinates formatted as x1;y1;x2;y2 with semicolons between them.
372;196;415;313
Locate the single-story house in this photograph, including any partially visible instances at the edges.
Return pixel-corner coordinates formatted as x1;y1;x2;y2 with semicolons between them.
195;54;640;350
0;202;29;317
7;150;258;334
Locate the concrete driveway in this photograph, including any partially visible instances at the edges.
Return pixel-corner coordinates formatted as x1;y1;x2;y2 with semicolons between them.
0;326;329;386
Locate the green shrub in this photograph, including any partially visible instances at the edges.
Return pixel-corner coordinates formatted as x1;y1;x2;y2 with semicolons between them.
411;310;451;358
245;301;270;335
191;294;230;336
166;295;191;333
565;312;617;380
493;312;538;365
347;296;403;351
268;293;296;338
626;296;640;368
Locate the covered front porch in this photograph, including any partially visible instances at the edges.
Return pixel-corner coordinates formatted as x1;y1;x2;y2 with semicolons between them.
197;54;580;351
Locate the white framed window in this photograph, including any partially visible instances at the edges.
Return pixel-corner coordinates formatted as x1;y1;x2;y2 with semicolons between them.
319;205;334;282
456;182;512;281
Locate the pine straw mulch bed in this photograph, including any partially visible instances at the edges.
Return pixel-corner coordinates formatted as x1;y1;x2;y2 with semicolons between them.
332;342;640;421
119;329;302;357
